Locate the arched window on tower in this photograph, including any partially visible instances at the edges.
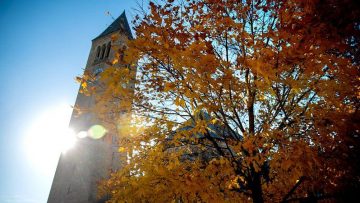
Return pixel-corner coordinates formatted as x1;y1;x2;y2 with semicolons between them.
105;42;111;58
100;44;106;59
95;46;101;60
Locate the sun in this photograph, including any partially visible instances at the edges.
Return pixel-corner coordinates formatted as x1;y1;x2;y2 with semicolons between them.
24;104;77;173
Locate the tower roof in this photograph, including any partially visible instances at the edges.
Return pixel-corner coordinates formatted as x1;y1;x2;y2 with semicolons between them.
93;11;133;41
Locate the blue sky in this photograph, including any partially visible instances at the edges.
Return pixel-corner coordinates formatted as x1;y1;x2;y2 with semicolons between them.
0;0;139;202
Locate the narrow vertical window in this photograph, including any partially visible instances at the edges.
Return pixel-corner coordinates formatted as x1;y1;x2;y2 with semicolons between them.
100;44;106;59
105;42;111;58
96;46;100;59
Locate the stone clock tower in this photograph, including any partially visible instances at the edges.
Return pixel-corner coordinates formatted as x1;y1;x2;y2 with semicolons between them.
48;11;133;203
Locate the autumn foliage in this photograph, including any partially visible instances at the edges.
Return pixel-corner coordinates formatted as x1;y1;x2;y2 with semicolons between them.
81;0;359;202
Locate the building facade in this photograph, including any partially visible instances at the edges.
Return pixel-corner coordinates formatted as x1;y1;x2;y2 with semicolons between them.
48;11;133;203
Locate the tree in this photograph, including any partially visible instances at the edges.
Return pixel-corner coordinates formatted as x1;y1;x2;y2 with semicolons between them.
80;0;359;202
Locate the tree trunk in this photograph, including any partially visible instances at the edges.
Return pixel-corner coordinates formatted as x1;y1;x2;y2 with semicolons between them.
251;172;264;203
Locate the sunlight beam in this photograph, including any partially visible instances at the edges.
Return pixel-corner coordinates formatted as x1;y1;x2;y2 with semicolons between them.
23;104;76;174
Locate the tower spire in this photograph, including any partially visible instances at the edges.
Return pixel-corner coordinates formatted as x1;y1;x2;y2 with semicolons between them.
94;10;133;40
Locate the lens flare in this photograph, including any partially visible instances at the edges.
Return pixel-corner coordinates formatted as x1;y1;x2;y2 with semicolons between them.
77;131;88;138
88;125;107;139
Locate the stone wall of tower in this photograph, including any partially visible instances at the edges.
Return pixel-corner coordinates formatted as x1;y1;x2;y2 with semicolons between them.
48;15;132;203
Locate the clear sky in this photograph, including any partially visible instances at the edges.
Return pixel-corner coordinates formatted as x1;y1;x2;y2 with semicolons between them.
0;0;139;202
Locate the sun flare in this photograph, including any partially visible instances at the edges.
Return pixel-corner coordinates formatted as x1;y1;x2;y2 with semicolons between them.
24;104;76;173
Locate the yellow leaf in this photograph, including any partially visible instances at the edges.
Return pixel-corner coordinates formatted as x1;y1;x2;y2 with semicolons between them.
81;82;87;89
112;58;119;65
164;82;175;92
